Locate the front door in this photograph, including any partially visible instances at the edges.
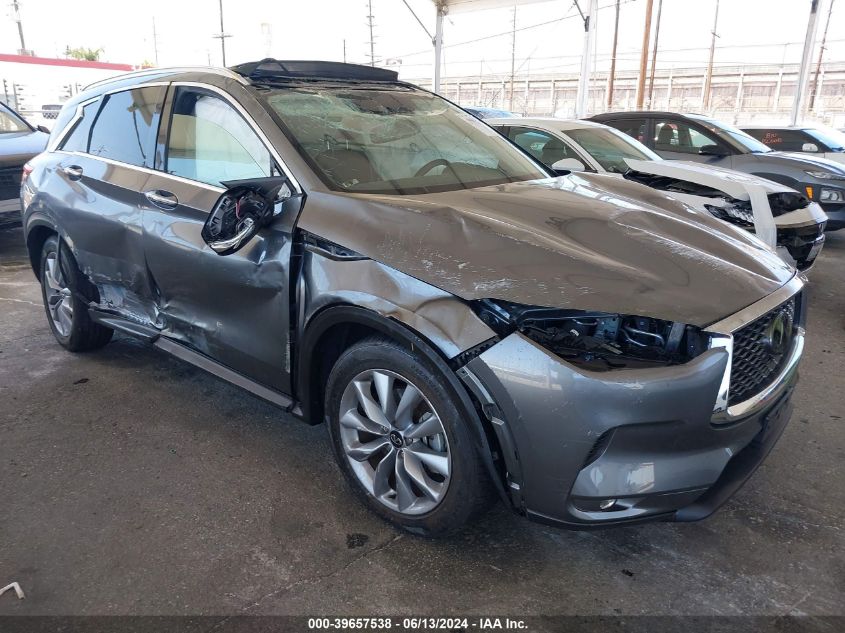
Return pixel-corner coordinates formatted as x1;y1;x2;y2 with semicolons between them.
141;84;297;393
651;117;731;168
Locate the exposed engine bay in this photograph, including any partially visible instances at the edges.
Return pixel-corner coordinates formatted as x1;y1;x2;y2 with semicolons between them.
473;300;710;371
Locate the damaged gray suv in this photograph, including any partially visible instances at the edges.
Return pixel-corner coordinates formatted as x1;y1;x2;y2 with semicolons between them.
21;60;805;535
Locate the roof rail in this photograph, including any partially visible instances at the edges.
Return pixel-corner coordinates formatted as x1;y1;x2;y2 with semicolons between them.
230;59;399;83
85;65;248;91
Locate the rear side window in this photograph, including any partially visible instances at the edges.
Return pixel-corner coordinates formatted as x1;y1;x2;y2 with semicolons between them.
508;126;579;167
88;86;166;168
165;87;274;187
744;129;814;152
60;101;99;153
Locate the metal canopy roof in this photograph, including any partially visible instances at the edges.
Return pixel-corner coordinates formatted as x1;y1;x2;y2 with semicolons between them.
433;0;553;14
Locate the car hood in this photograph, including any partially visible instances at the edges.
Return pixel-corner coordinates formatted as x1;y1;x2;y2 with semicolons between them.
0;130;48;167
762;150;845;176
298;173;795;327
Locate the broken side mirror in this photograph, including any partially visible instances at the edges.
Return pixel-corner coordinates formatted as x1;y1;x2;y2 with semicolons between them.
201;176;292;256
802;142;819;153
551;158;586;174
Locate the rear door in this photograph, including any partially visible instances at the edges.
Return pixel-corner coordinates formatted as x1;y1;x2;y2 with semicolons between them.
141;84;299;393
51;85;166;323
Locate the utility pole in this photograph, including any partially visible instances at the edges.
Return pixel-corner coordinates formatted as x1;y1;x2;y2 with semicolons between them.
809;0;835;112
647;0;663;108
606;0;620;110
152;17;160;66
212;0;232;66
343;39;347;63
508;7;517;111
366;0;377;67
575;0;597;118
11;0;28;54
635;0;654;109
702;0;720;111
791;0;821;125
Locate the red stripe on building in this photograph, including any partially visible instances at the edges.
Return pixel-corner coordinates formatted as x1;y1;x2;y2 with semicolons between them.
0;53;134;71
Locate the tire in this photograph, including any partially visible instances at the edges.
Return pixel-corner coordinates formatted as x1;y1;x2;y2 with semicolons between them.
326;336;493;536
39;235;113;352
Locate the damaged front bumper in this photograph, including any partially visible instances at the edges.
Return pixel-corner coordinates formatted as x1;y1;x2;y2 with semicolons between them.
459;313;803;528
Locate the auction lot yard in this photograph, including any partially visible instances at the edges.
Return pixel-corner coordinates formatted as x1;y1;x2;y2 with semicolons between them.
0;225;843;617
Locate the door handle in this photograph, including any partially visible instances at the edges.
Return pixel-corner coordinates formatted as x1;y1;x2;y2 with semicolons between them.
62;165;83;181
144;189;179;210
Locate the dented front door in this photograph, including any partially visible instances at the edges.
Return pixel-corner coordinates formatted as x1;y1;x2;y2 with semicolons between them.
139;84;295;393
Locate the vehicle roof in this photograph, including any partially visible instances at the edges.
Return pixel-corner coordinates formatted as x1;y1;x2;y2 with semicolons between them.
84;59;404;93
739;125;811;130
590;110;706;119
486;117;608;130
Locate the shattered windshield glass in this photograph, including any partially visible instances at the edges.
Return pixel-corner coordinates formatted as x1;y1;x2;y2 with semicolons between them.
260;85;546;195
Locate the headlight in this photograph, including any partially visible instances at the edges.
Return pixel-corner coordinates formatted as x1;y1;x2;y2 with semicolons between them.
820;188;845;203
805;170;845;180
471;300;709;371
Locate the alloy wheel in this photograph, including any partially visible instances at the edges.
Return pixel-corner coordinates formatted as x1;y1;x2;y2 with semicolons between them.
338;369;451;515
44;252;74;337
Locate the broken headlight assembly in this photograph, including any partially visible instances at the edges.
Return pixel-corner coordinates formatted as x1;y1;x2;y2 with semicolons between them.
471;300;709;371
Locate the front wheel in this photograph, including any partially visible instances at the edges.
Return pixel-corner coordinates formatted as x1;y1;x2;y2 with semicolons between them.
326;336;493;536
39;235;113;352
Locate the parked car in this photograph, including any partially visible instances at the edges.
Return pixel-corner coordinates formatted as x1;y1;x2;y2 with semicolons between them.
489;117;827;271
740;125;845;165
41;104;63;120
1;101;48;226
464;106;519;120
590;111;845;230
22;60;805;535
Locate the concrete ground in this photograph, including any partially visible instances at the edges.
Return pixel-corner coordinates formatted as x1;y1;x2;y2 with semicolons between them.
0;225;843;618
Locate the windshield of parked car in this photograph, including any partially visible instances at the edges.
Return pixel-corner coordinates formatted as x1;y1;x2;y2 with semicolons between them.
805;127;845;151
260;85;547;195
0;104;30;133
687;114;772;154
564;126;661;173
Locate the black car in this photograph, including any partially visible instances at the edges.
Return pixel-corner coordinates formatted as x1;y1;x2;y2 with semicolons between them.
21;61;803;535
590;110;845;230
1;101;48;226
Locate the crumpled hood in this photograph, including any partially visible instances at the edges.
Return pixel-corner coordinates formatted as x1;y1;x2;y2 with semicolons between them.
0;130;48;168
298;173;795;327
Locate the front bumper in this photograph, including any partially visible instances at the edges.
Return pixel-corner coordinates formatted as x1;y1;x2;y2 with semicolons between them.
819;202;845;230
461;292;803;528
776;220;826;271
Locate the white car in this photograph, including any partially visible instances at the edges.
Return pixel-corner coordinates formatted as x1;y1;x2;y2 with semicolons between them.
488;117;828;271
741;125;845;166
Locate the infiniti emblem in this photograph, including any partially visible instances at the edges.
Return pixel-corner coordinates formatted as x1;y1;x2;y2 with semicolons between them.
763;311;792;356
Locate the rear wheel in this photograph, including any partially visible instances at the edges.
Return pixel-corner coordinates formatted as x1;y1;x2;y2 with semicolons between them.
326;336;493;536
39;235;112;351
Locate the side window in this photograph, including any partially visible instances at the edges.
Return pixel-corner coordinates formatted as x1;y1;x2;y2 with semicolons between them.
604;118;649;145
59;101;99;153
746;129;814;152
508;126;578;167
653;119;719;154
88;86;165;168
166;87;274;187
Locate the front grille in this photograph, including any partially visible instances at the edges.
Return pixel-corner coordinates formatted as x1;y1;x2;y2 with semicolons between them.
729;297;797;405
0;166;22;200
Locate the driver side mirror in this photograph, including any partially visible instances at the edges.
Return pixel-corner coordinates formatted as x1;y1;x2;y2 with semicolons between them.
551;158;586;174
36;124;50;134
202;176;293;256
802;142;819;153
698;144;729;156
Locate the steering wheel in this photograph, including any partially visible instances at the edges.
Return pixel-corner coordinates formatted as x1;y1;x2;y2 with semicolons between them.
414;158;455;178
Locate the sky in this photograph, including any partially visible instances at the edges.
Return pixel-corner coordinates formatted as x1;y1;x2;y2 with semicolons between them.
1;0;842;81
